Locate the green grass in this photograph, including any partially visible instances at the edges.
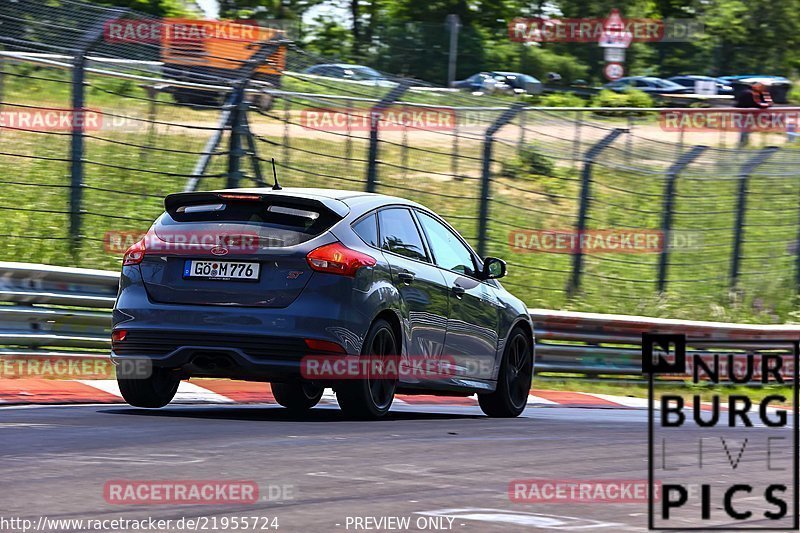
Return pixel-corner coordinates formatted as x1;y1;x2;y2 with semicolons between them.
536;376;794;403
3;65;800;323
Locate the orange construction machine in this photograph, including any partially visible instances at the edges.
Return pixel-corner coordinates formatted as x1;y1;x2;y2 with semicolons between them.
160;19;286;104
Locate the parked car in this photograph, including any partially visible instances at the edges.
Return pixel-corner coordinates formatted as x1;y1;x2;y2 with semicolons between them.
112;188;535;419
302;64;395;87
452;72;506;93
603;76;692;94
667;75;734;95
719;75;792;104
490;72;543;95
453;71;542;95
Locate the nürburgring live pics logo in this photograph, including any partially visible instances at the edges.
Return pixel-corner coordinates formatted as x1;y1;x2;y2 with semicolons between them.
644;333;799;530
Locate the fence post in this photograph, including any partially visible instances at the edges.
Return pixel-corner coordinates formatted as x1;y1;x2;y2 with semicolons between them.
226;94;248;188
184;39;283;192
476;102;526;258
69;9;128;250
657;145;707;292
572;110;582;169
795;188;800;293
730;146;780;288
344;98;353;174
567;128;625;296
400;124;409;180
281;95;290;175
625;115;633;164
185;106;229;192
242;111;265;186
365;82;410;193
0;52;5;113
451;112;460;180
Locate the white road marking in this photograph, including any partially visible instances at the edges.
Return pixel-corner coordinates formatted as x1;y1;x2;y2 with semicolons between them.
527;394;559;405
174;381;235;403
76;379;123;398
321;388;339;405
76;379;235;403
0;423;61;429
585;393;649;408
4;452;207;465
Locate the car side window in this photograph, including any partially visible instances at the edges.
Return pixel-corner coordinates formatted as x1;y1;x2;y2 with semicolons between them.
416;211;477;277
378;208;428;261
352;212;378;247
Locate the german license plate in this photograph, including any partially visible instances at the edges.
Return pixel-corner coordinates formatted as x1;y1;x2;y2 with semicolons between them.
183;260;260;281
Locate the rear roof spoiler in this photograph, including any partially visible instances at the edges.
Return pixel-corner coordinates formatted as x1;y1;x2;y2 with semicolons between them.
164;191;350;218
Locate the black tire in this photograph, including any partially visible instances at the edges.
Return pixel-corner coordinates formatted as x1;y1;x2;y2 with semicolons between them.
271;382;323;411
479;328;533;418
336;318;398;419
172;88;220;106
117;366;180;408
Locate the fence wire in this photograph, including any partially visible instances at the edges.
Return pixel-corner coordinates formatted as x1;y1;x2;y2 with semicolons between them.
2;0;800;321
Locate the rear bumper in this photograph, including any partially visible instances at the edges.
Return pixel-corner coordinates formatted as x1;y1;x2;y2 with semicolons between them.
112;265;374;380
111;331;311;381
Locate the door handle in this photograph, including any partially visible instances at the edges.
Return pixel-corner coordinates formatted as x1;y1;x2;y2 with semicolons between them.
451;284;466;298
398;271;415;284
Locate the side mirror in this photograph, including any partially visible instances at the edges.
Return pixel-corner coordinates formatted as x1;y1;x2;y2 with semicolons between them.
482;257;507;279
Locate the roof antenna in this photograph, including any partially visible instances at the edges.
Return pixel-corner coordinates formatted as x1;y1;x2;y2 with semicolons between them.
271;158;282;190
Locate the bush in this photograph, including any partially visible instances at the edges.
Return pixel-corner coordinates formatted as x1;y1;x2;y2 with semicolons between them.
624;89;654;108
537;92;586;107
590;89;654;116
501;146;555;179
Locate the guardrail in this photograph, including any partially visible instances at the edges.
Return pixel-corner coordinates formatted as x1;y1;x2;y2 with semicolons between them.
0;262;117;359
532;309;800;376
2;263;799;377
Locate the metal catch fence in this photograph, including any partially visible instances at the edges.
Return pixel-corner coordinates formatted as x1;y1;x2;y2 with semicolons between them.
2;0;800;321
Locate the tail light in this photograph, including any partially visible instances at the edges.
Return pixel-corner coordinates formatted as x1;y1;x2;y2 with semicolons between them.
111;329;127;342
306;242;376;277
122;239;146;266
305;338;346;354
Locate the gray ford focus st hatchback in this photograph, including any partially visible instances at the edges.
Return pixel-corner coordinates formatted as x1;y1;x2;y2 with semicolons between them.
112;187;534;418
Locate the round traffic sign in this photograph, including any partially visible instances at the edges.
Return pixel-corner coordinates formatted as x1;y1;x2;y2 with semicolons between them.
604;62;624;81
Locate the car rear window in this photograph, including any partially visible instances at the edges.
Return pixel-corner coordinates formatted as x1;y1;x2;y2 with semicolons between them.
155;200;341;248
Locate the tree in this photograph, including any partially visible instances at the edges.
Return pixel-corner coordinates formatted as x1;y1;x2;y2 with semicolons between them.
306;15;353;58
219;0;327;20
90;0;192;17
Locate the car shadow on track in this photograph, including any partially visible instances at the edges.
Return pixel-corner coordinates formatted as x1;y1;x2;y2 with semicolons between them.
98;405;485;423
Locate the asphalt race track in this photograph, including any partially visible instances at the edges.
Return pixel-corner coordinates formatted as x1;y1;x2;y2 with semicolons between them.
1;402;794;532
